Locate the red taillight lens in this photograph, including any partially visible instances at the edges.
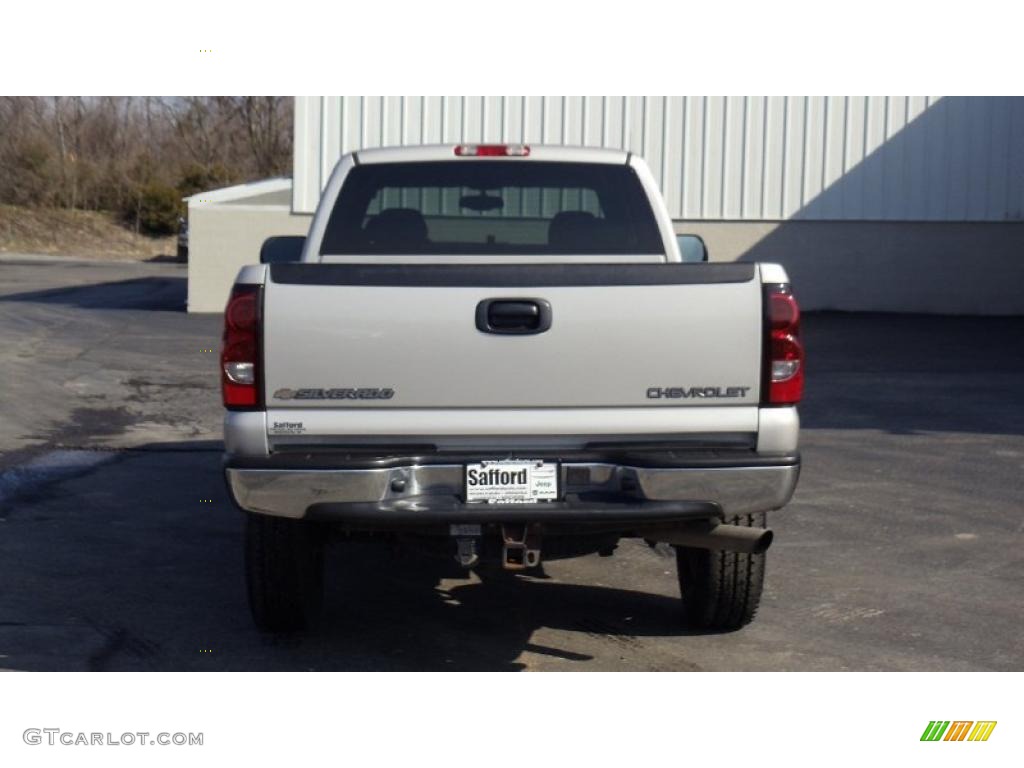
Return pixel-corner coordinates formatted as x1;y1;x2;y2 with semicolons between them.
454;144;530;157
769;291;800;331
221;284;262;409
764;285;804;405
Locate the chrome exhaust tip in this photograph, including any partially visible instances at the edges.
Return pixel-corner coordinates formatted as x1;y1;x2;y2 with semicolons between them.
648;522;774;554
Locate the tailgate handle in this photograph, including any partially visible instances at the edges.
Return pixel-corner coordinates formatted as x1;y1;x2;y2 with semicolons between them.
476;299;552;335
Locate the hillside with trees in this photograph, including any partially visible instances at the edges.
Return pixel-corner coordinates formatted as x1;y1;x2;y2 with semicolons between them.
0;97;292;243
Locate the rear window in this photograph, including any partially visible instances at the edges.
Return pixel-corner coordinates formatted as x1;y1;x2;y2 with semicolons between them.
319;161;664;256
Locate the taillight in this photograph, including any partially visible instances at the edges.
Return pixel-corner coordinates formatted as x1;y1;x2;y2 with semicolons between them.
763;284;804;405
454;144;530;157
221;284;262;409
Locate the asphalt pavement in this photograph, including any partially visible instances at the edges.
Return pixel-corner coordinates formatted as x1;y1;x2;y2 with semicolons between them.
0;257;1021;670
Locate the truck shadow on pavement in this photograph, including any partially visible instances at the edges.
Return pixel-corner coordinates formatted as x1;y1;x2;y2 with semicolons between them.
0;443;699;672
311;551;697;671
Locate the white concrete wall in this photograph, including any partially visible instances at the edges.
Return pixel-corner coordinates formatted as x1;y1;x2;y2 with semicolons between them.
186;205;311;313
190;206;1024;314
675;220;1024;315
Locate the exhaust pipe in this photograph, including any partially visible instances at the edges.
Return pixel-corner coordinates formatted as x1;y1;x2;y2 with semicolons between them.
648;522;773;554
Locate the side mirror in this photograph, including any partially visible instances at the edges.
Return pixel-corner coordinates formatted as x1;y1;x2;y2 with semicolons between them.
676;234;708;263
260;236;305;264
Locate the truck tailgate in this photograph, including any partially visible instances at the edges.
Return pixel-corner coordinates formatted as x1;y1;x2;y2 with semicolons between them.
262;262;763;421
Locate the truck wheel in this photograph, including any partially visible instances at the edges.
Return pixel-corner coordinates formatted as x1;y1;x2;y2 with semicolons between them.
245;512;325;632
675;513;766;631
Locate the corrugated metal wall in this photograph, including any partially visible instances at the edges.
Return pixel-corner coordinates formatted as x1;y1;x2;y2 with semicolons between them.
293;97;1024;222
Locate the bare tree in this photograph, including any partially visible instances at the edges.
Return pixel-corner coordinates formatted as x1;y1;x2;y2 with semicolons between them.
235;96;292;176
0;96;293;233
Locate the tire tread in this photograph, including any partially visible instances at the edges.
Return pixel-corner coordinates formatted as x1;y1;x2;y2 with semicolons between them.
675;512;766;631
245;513;324;632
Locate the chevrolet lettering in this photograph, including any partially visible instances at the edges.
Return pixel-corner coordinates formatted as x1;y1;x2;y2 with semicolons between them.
646;386;752;399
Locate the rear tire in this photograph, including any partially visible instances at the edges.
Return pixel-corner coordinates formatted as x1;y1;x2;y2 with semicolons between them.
245;512;325;632
675;513;766;631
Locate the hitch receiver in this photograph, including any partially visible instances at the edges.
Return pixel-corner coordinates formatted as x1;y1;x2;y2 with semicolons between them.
501;523;542;570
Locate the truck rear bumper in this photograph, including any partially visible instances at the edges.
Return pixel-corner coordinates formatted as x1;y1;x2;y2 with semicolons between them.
224;457;800;524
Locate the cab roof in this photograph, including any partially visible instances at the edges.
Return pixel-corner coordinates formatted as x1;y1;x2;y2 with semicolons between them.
353;144;631;166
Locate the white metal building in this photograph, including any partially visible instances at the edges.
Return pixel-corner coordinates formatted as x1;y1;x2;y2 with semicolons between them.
187;97;1024;313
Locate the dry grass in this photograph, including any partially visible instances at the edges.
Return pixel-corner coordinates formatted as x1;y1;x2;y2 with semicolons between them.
0;204;176;261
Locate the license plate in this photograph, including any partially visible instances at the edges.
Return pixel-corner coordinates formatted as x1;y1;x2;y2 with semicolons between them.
464;460;559;504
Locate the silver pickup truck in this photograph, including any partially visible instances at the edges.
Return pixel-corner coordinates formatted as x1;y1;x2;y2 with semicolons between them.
221;144;803;632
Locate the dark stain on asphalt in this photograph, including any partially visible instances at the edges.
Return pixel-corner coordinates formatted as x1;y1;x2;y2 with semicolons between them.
0;405;137;501
87;624;161;672
124;377;216;404
44;406;137;446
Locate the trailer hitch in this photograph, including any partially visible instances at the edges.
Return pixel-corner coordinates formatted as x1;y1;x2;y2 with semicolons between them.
501;523;542;570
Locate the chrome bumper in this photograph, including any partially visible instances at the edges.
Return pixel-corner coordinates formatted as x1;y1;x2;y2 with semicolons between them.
225;460;800;522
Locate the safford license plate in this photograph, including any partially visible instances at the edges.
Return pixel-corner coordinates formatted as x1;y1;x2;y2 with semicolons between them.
464;460;559;504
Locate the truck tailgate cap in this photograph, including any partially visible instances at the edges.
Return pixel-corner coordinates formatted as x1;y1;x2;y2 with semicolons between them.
759;263;790;284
